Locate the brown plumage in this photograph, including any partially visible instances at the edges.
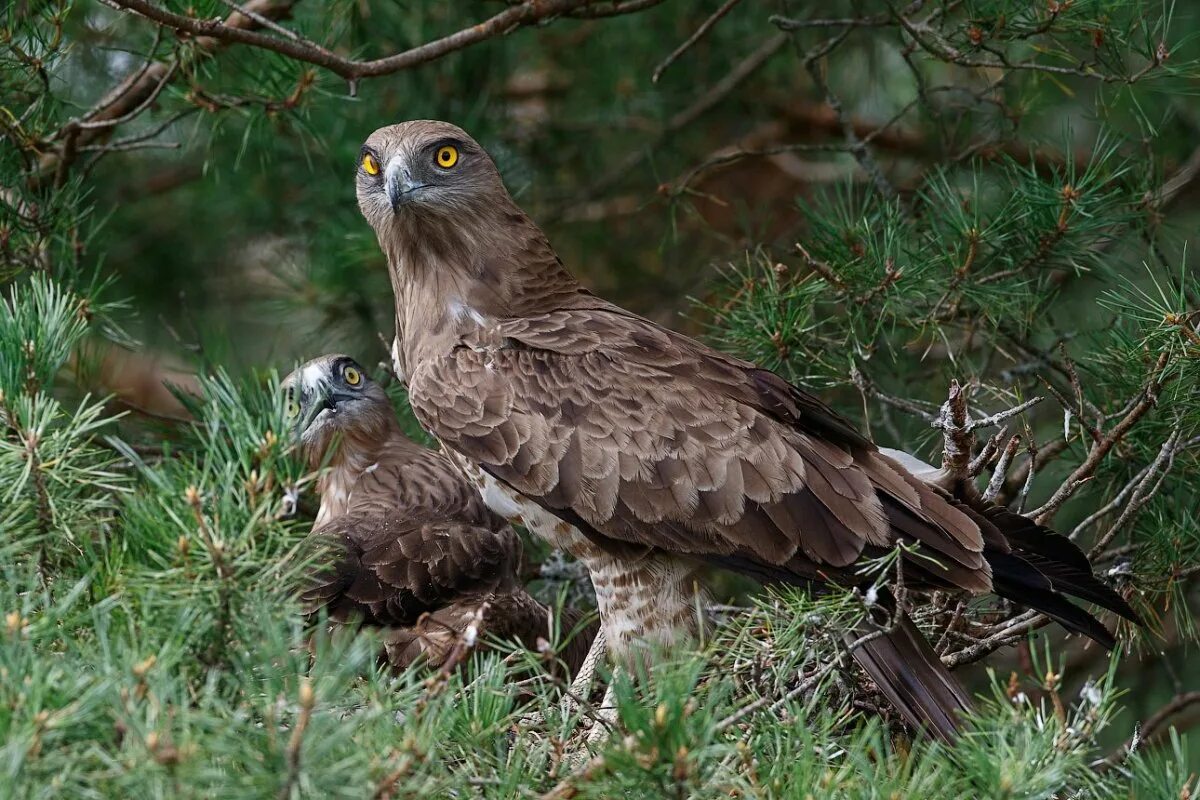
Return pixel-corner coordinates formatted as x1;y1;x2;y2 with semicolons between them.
355;121;1140;741
283;354;594;673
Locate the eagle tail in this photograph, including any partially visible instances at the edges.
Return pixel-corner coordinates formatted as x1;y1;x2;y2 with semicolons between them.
847;605;972;744
980;505;1143;629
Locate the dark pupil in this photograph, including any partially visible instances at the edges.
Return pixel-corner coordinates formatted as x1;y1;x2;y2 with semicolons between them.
440;150;450;162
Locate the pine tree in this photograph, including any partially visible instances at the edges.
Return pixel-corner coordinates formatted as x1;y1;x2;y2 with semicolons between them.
2;1;1198;796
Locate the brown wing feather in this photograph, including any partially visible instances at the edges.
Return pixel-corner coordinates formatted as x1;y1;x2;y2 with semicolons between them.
300;513;522;628
407;307;991;595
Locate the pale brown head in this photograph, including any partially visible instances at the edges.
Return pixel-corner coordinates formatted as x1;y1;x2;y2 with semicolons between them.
355;121;585;365
282;354;392;465
355;120;510;236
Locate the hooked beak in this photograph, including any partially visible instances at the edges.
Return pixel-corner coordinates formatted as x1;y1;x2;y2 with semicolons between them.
384;156;427;211
295;381;356;439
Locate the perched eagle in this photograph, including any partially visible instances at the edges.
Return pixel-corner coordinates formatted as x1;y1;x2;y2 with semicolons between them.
283;354;594;673
354;121;1140;740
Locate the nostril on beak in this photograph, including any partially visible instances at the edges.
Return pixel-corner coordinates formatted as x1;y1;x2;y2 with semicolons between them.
384;158;421;211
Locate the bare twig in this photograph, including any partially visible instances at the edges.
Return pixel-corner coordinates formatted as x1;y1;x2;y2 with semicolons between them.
1070;460;1152;542
73;61;180;133
568;0;666;17
982;435;1021;503
652;0;742;84
896;12;1166;86
930;382;1042;483
571;32;790;206
968;428;1005;478
277;678;315;800
772;0;927;32
849;363;938;422
665;32;789;135
217;0;309;43
77;108;196;152
671;140;849;196
1014;428;1039;514
999;438;1069;503
1087;426;1186;558
941;609;1048;667
972;396;1044;430
804;36;895;200
1030;353;1169;524
935;380;973;480
1152;143;1200;210
79;28;166;124
672;91;1091;200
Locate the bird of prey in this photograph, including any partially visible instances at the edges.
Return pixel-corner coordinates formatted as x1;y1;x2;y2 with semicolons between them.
354;121;1140;740
283;353;593;673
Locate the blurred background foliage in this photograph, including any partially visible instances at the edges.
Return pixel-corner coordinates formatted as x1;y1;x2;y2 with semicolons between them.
2;0;1200;795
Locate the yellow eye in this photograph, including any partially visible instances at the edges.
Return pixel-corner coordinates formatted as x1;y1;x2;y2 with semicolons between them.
286;400;300;418
343;366;362;387
361;153;379;175
435;145;458;169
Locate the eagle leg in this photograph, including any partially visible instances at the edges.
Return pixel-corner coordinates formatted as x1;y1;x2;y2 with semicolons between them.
560;627;608;718
515;628;610;737
584;675;619;751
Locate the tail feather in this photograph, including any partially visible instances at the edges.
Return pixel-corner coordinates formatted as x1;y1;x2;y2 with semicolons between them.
981;507;1142;625
848;606;972;743
950;498;1142;644
1010;550;1140;624
988;551;1117;648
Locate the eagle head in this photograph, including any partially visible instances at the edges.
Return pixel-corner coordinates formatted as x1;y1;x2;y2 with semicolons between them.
355;120;507;232
281;354;390;463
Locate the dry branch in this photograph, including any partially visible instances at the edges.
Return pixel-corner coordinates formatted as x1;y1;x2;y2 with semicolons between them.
107;0;662;92
652;0;742;84
930;381;1043;484
1031;353;1169;524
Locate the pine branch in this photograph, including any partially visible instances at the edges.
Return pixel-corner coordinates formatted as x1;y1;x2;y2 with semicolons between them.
105;0;664;94
29;0;299;188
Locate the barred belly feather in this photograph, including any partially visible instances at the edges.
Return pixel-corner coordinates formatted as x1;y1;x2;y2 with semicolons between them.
448;452;706;657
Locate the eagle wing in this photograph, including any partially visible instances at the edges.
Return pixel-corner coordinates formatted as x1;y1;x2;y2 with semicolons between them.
301;511;523;628
407;306;991;593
